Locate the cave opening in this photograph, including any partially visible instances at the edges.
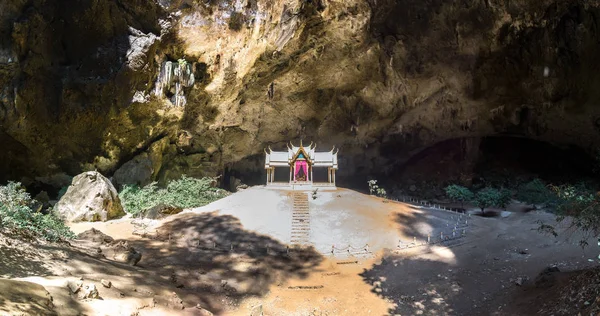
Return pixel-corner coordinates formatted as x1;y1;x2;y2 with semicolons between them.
382;136;596;198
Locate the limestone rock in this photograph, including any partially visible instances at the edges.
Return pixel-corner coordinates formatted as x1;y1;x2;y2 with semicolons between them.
141;203;183;219
77;228;115;244
78;283;99;300
111;241;142;266
514;276;529;286
3;0;600;191
163;292;184;310
126;27;159;71
67;279;83;294
55;171;125;222
195;304;215;316
112;153;154;189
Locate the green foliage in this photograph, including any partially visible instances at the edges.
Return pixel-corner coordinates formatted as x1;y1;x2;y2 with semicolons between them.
367;180;378;195
444;185;474;208
473;187;502;213
498;188;513;209
119;176;228;216
516;179;554;206
367;180;387;198
552;184;600;242
0;182;74;241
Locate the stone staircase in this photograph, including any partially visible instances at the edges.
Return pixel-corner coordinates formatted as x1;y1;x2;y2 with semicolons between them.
290;192;311;245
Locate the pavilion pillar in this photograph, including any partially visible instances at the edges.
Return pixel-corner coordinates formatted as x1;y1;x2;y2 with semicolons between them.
271;168;275;183
289;166;292;183
310;165;313;182
327;168;331;183
293;164;296;181
266;169;269;185
333;169;336;186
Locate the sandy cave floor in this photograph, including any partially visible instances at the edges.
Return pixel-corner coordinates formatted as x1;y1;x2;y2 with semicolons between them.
0;186;597;315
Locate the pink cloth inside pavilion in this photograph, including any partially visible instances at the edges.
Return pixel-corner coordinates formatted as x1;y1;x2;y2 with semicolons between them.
294;160;308;180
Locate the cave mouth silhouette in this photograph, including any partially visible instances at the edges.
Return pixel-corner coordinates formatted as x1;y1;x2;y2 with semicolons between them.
382;136;596;195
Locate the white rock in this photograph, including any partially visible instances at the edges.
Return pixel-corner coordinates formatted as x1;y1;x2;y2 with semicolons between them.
55;171;125;222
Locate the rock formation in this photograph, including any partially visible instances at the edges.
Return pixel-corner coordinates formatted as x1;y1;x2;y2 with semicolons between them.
54;171;125;222
1;0;599;187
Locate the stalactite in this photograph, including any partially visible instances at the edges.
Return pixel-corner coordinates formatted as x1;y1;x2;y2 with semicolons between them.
154;60;195;107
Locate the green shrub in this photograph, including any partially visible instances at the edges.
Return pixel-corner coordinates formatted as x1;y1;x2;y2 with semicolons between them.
516;179;554;207
119;175;229;216
498;188;513;210
474;187;502;214
444;184;474;209
0;182;74;241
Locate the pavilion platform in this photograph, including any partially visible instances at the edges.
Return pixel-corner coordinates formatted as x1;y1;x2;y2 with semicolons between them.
266;181;337;191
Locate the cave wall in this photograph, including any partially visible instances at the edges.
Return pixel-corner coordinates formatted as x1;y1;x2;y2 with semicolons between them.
1;0;599;188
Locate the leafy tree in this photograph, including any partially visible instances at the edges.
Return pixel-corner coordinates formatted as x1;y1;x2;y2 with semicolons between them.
444;184;474;209
473;187;502;214
516;179;553;207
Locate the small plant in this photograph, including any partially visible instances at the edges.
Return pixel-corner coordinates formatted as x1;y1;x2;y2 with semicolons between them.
312;188;318;200
376;187;387;199
119;175;229;216
0;182;74;241
368;180;378;195
473;187;502;214
444;184;474;209
367;180;387;198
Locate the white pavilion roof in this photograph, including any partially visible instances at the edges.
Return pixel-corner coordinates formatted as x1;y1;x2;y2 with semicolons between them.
265;142;338;169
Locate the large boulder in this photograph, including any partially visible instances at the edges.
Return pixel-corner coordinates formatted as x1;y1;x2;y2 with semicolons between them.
111;153;154;189
55;171;125;222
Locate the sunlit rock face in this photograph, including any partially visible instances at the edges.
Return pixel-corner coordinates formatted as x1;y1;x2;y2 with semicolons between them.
1;0;599;188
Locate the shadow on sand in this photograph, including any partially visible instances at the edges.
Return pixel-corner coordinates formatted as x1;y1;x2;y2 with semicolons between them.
127;211;324;313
